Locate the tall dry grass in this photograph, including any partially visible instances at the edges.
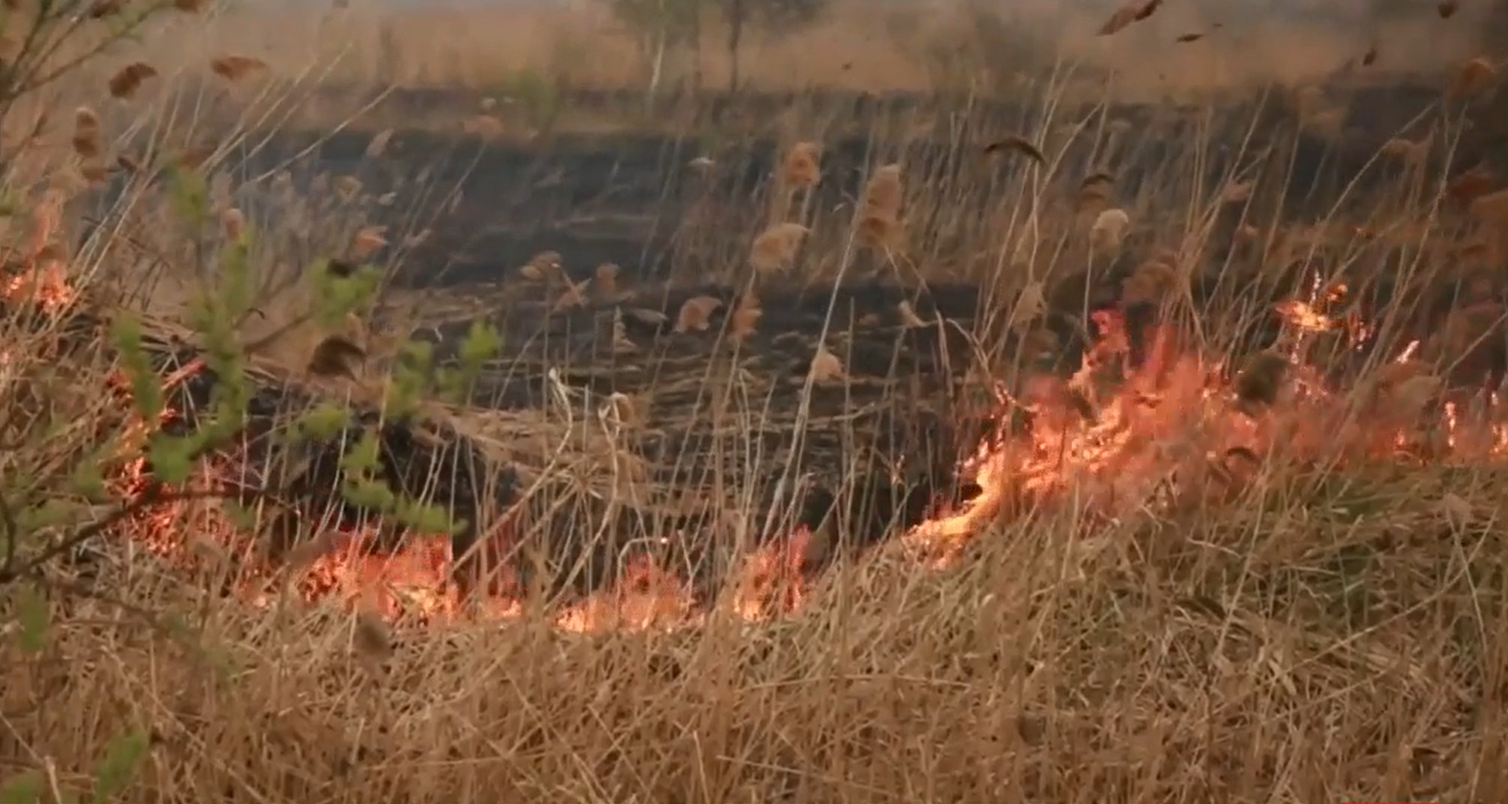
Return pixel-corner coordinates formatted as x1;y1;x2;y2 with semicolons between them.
2;2;1508;804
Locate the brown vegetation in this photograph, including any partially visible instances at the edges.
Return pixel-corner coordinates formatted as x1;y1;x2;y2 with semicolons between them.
2;1;1508;803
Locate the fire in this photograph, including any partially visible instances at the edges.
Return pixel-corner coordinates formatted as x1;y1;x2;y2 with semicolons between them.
7;262;1508;635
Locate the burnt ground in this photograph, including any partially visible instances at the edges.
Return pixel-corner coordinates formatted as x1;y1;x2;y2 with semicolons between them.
63;81;1507;611
225;79;1486;292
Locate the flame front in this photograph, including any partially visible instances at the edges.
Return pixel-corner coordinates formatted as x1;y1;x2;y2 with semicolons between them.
10;266;1508;635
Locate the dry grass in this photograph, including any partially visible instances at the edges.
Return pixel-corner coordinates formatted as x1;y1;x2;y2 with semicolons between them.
3;1;1508;803
47;0;1491;136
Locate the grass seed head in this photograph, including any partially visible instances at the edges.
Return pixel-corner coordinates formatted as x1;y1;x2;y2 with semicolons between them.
749;222;809;274
520;251;563;282
462;115;505;138
1090;208;1132;253
88;0;124;18
1098;0;1160;36
210;55;268;82
1220;180;1253;203
729;293;762;341
1122;255;1181;304
307;335;367;379
71;106;100;158
107;61;157;99
808;345;844;382
982;134;1045;164
1448;165;1498;205
861;164;904;220
350;226;388;260
1448;56;1496;100
1009;280;1047;331
591;264;622;305
220;207;245;241
1468;187;1508;224
897;300;927;328
365;129;393;158
675;295;723;333
79;161;109;185
611;308;637;353
782;141;821;188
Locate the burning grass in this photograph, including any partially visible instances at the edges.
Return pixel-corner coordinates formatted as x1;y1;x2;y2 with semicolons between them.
3;2;1508;800
5;251;1508;801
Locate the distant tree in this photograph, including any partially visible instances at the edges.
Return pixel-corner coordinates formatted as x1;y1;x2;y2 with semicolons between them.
604;0;705;107
719;0;829;93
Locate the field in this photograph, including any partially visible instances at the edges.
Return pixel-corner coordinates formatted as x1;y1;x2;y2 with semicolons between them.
2;0;1508;802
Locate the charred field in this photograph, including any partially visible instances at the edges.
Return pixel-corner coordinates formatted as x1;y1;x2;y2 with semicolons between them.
6;29;1508;803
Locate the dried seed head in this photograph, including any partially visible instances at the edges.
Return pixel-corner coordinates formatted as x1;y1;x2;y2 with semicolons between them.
982;134;1045;164
1098;0;1160;36
88;0;125;18
1449;56;1496;100
749;222;809;274
782;141;821;189
860;164;904;220
332;175;362;200
1449;164;1498;205
675;295;723;333
220;207;245;241
364;128;393;158
1122;254;1181;304
71;107;100;158
624;307;669;328
729;293;762;341
1469;187;1508;224
79;161;109;185
897;300;927;328
808;345;845;382
307;335;366;379
107;61;157;99
210;54;268;82
350;226;388;260
1090;208;1131;253
462;115;505;138
520;250;563;282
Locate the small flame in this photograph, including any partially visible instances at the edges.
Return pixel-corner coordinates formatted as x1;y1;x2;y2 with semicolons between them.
8;266;1508;634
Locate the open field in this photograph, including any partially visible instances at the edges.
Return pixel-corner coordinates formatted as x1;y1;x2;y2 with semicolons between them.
2;0;1508;802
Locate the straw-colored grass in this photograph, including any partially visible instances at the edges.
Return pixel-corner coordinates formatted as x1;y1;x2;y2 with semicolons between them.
3;1;1508;803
